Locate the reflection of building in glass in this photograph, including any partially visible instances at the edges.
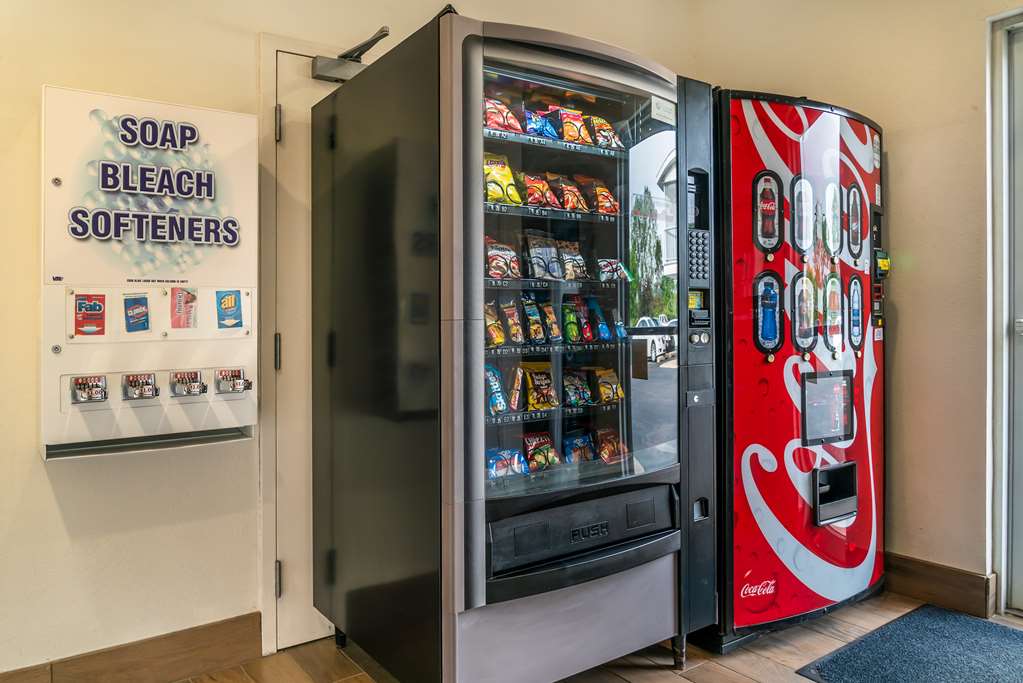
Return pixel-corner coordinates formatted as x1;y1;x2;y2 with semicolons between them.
655;149;678;281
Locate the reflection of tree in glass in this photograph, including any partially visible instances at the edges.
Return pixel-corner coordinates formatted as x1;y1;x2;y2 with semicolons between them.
629;187;674;324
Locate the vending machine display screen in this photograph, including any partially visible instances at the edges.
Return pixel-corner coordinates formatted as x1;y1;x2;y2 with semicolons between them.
801;371;854;446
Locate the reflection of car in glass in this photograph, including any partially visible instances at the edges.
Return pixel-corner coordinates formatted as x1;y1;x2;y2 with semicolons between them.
666;318;678;352
635;316;669;362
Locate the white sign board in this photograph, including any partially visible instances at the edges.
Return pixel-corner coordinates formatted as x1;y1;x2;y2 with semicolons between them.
41;86;259;457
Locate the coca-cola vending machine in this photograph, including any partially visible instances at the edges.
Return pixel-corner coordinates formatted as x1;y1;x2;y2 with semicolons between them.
690;90;889;651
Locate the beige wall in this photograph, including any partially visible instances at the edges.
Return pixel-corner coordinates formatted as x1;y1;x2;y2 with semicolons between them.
0;0;1008;671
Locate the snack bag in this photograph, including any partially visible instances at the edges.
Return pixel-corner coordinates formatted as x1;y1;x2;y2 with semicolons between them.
499;297;526;345
612;308;628;340
594;368;625;403
598;258;627;282
525;110;559;139
587;297;612;341
485;236;521;279
523;432;561;472
484;98;523;133
545;173;589;212
594;427;626;464
546;107;593;144
563;431;597;464
562;370;594;407
557;240;590;280
518;173;562;209
485;302;505;347
484;153;523;205
505;365;525;412
521;293;546;345
485;364;508;416
573;296;595;342
486;447;528;479
522;362;559;411
562;302;581;343
574;175;620;215
584;115;624;149
525;231;564;280
541;302;562;342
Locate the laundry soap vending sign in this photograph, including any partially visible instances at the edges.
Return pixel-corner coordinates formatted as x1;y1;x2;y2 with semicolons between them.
40;86;258;456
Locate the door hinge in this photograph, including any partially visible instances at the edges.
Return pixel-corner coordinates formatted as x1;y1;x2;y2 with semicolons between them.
274;332;282;371
275;559;283;599
274;103;283;143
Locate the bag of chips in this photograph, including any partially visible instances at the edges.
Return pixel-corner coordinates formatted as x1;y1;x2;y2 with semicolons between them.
484;153;523;205
520;293;546;345
525;110;559;139
545;173;589;212
562;370;593;407
522;362;559;411
573;296;594;342
525;231;564;280
541;302;562;342
486;447;528;479
505;365;524;412
562;302;581;343
485;236;521;279
484;98;523;133
485;364;508;416
563;431;597;464
523;432;561;472
587;297;612;341
499;297;526;345
518;173;562;209
584;115;624;149
574;175;620;215
598;258;627;282
485;302;505;347
594;427;626;464
594;367;625;403
556;240;589;280
545;107;593;145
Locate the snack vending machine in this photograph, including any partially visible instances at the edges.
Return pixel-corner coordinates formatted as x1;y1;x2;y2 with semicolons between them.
691;91;888;651
311;9;715;682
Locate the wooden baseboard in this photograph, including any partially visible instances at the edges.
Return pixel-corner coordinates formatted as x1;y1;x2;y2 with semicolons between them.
886;552;995;618
1;612;261;683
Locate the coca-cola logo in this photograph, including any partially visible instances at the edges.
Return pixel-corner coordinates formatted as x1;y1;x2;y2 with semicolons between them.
740;580;776;598
759;199;776;213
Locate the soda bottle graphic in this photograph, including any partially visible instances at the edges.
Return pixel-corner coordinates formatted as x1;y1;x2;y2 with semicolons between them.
797;284;814;341
826;280;842;346
850;281;863;345
849;189;862;252
759;280;779;347
758;184;777;243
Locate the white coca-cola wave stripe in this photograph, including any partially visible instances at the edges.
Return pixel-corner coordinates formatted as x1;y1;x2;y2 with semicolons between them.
738;100;880;602
840;117;875;173
759;100;802;141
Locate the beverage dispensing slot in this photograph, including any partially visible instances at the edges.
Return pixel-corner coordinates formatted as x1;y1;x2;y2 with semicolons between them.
812;461;857;526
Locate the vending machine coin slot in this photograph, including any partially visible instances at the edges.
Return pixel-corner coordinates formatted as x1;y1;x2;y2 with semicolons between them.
71;375;108;404
170;370;208;397
122;373;159;400
216;368;252;394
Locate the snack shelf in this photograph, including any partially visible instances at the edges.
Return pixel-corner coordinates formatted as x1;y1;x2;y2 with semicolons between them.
484;127;627;160
484;277;619;293
485;401;621;427
485;202;618;224
486;456;635;497
485;340;625;358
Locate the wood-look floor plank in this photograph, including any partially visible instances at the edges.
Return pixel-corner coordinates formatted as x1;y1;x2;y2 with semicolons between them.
743;625;844;670
0;664;50;683
799;613;870;643
286;638;362;683
191;666;255;683
711;647;806;683
559;667;628;683
604;654;684;682
242;652;315;683
678;660;757;683
338;675;375;683
992;614;1023;631
828;593;921;632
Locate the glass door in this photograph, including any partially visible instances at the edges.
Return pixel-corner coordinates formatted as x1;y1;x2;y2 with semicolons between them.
478;62;679;501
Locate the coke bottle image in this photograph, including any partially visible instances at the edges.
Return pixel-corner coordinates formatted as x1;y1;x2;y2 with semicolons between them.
758;185;777;241
796;283;814;342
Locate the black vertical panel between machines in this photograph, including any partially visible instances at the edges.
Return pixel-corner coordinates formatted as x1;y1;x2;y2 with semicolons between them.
310;16;442;683
677;77;717;639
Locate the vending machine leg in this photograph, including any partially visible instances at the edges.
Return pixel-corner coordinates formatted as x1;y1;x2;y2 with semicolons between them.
671;635;685;669
335;627;347;649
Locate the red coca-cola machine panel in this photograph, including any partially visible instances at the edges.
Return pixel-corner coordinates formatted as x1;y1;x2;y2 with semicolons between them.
697;91;887;650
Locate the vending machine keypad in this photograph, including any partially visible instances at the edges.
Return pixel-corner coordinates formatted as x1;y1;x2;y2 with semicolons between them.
71;375;108;404
688;230;710;282
122;373;159;400
170;370;208;397
216;368;252;394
